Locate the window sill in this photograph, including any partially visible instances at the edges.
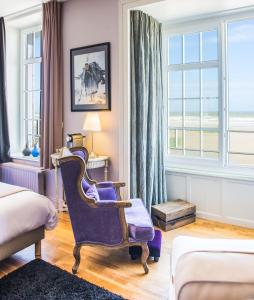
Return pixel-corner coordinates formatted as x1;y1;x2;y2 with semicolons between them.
11;153;40;168
165;165;254;182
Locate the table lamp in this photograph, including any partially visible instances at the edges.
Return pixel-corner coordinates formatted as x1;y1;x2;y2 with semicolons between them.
83;113;101;158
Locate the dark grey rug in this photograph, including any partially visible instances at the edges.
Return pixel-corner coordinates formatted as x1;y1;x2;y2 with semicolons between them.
0;259;125;300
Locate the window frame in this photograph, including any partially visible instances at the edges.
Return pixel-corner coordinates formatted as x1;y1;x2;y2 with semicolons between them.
163;10;254;176
20;25;42;154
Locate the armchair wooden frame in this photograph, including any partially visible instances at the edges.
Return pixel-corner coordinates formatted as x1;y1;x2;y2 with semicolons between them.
59;155;150;275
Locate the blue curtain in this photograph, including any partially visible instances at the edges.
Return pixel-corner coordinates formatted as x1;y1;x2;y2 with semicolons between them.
130;11;167;212
0;17;11;163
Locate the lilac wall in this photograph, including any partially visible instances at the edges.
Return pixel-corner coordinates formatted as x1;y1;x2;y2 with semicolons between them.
62;0;119;181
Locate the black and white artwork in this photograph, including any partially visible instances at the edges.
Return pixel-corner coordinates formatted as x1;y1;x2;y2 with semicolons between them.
70;43;111;111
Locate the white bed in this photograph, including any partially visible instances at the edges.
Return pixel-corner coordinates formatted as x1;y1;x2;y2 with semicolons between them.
0;182;57;261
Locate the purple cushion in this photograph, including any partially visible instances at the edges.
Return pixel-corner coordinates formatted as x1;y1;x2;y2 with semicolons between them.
86;184;100;201
97;187;117;200
129;229;162;257
148;229;162;257
82;179;91;193
125;198;154;242
72;150;86;160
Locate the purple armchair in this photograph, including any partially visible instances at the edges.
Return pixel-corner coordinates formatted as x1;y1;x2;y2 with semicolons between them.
59;155;154;274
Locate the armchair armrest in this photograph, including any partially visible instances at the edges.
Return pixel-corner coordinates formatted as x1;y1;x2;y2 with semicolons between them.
96;200;132;208
96;181;126;188
112;182;126;188
112;182;126;200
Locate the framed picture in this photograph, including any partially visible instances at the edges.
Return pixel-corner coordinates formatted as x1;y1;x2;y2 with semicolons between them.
70;42;111;111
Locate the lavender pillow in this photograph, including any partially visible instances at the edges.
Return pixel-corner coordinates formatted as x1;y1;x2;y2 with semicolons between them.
82;179;91;193
86;184;100;202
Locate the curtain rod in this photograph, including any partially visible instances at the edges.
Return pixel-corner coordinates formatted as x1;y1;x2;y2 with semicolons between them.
4;4;42;21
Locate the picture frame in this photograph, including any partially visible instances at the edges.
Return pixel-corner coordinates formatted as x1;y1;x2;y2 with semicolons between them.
70;42;111;111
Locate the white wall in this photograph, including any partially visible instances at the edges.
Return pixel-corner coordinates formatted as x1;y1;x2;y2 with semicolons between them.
166;171;254;228
62;0;119;181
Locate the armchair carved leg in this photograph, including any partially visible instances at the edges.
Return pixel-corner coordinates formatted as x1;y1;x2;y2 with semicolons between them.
141;242;149;274
72;244;81;274
35;240;41;259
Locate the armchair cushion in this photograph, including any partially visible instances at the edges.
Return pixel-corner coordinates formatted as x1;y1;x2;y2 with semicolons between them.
125;199;155;242
86;184;100;201
97;187;117;200
82;179;91;193
72;150;86;160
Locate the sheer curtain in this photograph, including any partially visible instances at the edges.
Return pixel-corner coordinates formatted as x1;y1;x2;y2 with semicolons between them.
41;1;63;169
0;17;11;163
130;11;167;212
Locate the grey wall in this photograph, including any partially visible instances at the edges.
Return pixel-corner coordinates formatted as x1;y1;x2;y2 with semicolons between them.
62;0;120;181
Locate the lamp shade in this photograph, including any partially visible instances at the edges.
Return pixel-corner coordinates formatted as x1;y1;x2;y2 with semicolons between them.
83;113;101;132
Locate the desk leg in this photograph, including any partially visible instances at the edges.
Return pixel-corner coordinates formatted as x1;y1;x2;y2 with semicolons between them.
104;160;109;181
62;186;68;211
54;166;59;211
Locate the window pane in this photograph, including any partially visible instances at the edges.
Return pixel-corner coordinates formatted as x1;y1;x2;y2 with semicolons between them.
202;30;218;61
202;68;218;98
169;35;182;64
229;113;254;131
229;131;254;154
186;150;201;157
168;71;182;99
203;131;218;152
26;33;34;59
27;120;33;135
33;120;39;136
169;100;182;127
170;149;183;156
185;70;200;98
185;99;200;127
204;151;219;159
25;92;33;119
33;63;41;90
34;31;41;58
184;33;200;63
228;19;254;132
34;91;41;117
25;64;33;91
176;129;183;148
185;130;200;150
33;134;40;146
27;135;33;148
229;154;254;165
169;129;176;148
203;98;219;128
25;63;41;91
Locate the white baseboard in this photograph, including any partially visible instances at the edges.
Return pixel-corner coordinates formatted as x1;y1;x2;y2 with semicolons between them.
197;211;254;229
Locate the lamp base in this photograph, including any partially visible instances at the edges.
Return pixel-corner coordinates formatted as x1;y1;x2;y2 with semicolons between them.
89;151;97;158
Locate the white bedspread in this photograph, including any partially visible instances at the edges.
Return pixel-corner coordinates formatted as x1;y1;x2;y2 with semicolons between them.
0;182;57;245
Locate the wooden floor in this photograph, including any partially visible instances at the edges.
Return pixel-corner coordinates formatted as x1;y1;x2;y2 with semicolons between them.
1;213;254;300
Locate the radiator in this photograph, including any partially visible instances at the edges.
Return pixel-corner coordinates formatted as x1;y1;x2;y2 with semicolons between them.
0;162;45;195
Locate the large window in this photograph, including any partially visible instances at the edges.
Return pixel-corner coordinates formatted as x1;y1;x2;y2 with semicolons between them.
21;27;42;150
166;16;254;169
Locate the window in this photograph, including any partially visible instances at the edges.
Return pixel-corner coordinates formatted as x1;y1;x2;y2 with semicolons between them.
166;15;254;169
21;28;42;150
227;19;254;166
